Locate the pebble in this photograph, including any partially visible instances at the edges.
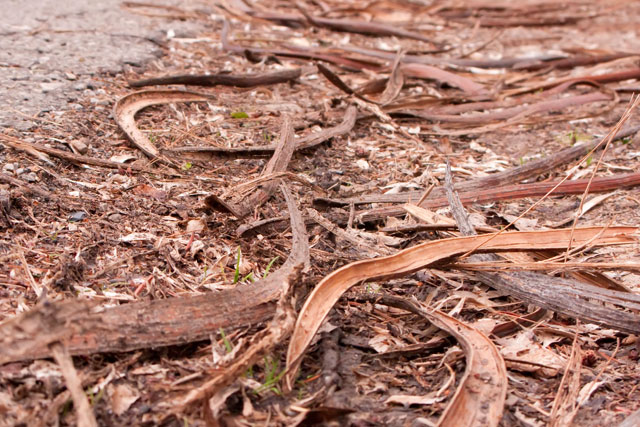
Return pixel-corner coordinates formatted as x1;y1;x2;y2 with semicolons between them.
40;82;63;93
23;172;38;183
69;140;88;154
69;211;87;222
356;159;370;170
108;213;122;222
90;98;110;106
2;163;15;173
73;82;87;91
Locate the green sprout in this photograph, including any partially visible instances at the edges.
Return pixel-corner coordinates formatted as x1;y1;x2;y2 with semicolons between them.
86;387;104;407
263;256;280;278
253;356;285;395
219;327;232;353
233;247;242;284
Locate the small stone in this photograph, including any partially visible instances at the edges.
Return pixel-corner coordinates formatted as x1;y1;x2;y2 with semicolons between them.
13;121;34;131
23;172;38;183
69;140;88;154
2;163;15;173
40;82;63;93
356;159;370;170
73;83;87;91
65;72;77;81
69;211;87;222
15;168;28;175
108;213;122;222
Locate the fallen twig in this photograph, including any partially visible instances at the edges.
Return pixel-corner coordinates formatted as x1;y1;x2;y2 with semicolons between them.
0;187;309;363
50;342;98;427
128;68;301;88
205;117;296;218
171;105;357;157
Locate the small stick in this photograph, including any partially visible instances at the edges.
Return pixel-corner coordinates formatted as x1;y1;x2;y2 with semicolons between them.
50;342;98;427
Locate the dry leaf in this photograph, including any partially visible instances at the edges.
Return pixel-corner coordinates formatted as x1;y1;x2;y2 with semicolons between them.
497;332;566;376
385;393;447;407
108;383;140;416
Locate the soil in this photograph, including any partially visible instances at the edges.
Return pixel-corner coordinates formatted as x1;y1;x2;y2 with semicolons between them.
1;1;640;426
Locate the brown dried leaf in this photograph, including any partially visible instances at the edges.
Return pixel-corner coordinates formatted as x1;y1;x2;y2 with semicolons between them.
286;227;636;384
113;89;212;159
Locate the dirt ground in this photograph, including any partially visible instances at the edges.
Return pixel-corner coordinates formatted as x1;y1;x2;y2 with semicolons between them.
1;1;640;426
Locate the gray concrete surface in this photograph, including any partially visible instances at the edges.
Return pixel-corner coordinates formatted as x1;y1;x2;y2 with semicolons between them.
0;0;206;130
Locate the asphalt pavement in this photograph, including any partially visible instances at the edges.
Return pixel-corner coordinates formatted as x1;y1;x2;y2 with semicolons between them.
0;0;206;130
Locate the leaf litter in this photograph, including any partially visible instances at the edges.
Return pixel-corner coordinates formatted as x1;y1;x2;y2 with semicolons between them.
1;0;640;426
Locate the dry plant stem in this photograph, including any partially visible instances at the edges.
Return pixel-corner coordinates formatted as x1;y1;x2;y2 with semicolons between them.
508;67;640;97
128;67;301;88
50;342;98;427
18;249;42;298
332;172;640;224
171;105;357;157
226;117;296;218
565;95;640;259
549;331;582;426
400;91;609;126
465;270;640;335
0;133;163;174
442;162;555;343
318;123;640;210
378;50;405;105
400;62;486;95
316;63;379;104
450;261;640;272
458;100;639;260
306;208;393;256
445;184;640;333
490;309;549;338
285;227;636;387
0;187;309;363
340;45;628;70
266;2;437;44
221;20;383;71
